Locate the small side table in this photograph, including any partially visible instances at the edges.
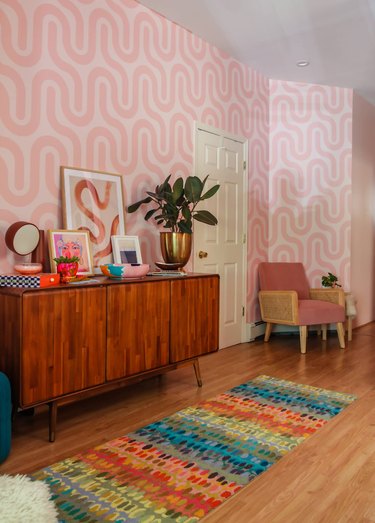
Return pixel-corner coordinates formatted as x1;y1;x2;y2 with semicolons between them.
345;292;357;341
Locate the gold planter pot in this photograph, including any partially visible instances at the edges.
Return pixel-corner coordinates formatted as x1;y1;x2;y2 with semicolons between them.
160;232;192;266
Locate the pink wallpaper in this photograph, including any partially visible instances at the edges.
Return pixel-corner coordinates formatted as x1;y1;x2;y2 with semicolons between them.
269;80;353;290
0;0;360;326
0;0;269;322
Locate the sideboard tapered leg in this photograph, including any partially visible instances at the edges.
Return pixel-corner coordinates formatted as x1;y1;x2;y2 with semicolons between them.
193;359;203;387
48;401;57;442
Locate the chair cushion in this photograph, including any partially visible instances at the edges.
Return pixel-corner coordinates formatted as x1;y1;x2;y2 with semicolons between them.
258;262;310;299
298;300;345;325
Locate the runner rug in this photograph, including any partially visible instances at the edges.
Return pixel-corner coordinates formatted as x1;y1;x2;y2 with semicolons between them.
32;375;356;522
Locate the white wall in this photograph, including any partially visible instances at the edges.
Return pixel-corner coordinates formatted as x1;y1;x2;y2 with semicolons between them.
351;92;375;326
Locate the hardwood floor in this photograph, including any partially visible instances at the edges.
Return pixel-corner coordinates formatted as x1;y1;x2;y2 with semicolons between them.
2;324;375;521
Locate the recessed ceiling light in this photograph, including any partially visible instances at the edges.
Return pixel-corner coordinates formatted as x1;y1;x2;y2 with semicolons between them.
296;60;310;67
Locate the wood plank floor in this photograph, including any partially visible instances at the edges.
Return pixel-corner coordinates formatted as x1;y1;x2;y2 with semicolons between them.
2;324;375;522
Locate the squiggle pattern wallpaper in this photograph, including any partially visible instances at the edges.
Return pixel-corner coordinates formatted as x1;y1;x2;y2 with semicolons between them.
0;0;354;323
269;80;352;290
0;0;269;321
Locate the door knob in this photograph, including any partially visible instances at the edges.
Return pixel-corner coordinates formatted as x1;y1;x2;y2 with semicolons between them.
198;251;208;258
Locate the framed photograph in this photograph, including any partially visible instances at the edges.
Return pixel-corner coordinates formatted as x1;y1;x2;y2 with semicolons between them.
48;229;94;276
61;166;125;270
111;235;142;264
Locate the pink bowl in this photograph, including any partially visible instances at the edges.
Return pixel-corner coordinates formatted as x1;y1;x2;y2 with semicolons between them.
14;262;43;275
101;263;150;279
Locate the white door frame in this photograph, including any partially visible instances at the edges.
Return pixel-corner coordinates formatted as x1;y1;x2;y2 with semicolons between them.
193;121;248;345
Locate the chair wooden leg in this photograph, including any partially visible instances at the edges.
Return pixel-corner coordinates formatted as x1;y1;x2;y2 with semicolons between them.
322;324;327;341
299;326;307;354
264;323;273;342
347;316;353;341
336;322;345;349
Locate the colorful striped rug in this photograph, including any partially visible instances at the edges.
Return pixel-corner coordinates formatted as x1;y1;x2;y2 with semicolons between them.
32;375;356;522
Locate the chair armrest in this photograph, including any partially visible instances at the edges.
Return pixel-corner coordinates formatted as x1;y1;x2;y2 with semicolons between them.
258;290;299;324
309;288;346;307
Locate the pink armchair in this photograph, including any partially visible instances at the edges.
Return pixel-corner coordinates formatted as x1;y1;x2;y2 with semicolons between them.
258;262;346;354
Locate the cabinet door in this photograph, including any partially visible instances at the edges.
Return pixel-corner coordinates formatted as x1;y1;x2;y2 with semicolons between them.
106;281;170;381
21;287;106;406
170;276;219;362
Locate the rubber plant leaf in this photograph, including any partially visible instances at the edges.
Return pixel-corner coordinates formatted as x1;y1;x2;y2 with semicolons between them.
185;176;203;203
172;177;184;202
144;209;157;221
193;210;218;225
182;205;192;221
178;220;192;233
127;196;152;213
157;174;172;193
201;184;220;200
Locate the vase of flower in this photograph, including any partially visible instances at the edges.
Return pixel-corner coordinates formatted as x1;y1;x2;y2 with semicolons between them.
53;256;79;283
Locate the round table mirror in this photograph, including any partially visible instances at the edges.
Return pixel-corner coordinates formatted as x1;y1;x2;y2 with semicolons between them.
5;221;40;255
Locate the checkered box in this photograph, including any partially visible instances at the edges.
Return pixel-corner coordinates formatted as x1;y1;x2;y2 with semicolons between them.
0;274;59;288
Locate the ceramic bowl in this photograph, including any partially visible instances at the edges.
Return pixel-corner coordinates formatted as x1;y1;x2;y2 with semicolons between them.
100;263;150;279
14;262;43;275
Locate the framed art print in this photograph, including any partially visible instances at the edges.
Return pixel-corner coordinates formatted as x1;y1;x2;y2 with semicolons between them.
111;235;142;264
48;229;94;276
61;166;125;270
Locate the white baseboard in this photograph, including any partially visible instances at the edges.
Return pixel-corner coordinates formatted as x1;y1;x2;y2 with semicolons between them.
247;321;266;341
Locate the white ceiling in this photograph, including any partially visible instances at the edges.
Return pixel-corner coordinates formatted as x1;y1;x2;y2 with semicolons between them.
137;0;375;106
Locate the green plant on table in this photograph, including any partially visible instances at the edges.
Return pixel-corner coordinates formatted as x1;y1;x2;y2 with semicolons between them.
321;272;341;288
127;174;220;234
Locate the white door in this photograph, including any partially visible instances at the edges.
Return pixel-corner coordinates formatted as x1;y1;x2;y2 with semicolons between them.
193;123;247;349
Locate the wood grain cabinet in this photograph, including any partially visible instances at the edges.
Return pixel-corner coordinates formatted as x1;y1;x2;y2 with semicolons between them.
0;274;219;441
21;288;107;405
170;276;219;362
106;281;170;380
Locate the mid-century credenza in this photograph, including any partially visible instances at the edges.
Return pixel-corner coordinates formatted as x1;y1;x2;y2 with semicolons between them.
0;273;219;441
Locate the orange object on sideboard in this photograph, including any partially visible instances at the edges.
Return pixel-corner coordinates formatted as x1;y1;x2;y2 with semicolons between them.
0;273;59;289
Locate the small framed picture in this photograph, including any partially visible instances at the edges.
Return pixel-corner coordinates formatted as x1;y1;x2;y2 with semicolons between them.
111;235;142;264
48;229;95;276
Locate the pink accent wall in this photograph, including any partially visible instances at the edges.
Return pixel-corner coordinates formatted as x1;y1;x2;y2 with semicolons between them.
1;1;368;327
269;80;353;290
0;0;269;323
246;75;269;320
351;93;375;326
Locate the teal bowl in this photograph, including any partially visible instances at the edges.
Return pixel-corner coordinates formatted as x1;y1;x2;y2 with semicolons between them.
101;263;150;279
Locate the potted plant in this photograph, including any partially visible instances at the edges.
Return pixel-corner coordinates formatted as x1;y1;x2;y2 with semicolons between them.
53;255;80;283
321;272;341;288
127;174;220;265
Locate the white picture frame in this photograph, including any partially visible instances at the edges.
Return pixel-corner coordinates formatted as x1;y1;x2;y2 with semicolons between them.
111;235;142;264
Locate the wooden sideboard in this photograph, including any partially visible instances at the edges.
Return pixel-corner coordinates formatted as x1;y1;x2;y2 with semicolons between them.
0;273;219;441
